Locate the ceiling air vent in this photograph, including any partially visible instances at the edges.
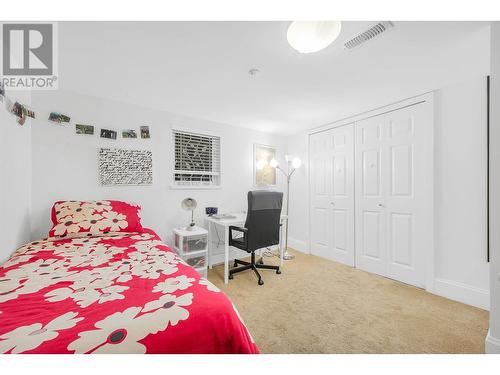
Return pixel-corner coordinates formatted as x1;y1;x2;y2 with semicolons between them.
344;21;394;50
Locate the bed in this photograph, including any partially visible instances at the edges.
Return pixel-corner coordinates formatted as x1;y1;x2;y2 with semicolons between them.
0;200;259;354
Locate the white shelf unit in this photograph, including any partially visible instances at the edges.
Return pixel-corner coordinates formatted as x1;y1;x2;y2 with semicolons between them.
173;226;208;278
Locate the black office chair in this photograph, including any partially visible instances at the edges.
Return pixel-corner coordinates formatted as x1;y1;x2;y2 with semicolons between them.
228;191;283;285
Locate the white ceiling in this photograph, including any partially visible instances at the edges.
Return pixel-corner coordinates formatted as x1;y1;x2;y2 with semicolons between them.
58;21;490;135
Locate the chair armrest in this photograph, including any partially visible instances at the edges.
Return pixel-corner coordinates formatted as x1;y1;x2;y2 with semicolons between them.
229;226;248;234
229;226;248;249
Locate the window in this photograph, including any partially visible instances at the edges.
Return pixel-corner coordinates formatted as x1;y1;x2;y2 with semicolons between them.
173;129;221;187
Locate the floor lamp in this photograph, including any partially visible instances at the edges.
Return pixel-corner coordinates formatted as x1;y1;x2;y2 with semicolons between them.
270;155;302;260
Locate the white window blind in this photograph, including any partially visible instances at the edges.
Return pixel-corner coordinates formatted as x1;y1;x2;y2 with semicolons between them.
173;129;221;187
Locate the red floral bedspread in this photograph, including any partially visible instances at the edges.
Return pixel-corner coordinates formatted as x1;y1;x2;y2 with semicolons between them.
0;229;259;354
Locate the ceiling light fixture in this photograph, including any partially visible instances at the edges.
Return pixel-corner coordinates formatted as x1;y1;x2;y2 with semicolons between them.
287;21;342;54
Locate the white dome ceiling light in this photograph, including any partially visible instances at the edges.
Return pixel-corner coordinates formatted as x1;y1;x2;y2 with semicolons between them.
287;21;342;54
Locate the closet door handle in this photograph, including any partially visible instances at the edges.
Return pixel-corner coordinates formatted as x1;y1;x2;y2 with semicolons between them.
378;203;385;208
330;202;335;206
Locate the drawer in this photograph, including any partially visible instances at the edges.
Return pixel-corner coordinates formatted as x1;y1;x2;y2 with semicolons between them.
184;252;207;269
174;233;208;254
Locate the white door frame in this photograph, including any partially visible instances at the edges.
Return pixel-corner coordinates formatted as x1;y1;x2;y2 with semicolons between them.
307;92;434;291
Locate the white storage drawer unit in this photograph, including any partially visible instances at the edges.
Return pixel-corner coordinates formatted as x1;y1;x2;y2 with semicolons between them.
173;226;208;277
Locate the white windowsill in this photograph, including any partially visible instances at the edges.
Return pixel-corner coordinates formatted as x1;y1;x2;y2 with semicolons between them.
169;185;222;190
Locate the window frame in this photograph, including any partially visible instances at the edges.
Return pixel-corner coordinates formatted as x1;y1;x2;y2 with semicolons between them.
170;127;222;190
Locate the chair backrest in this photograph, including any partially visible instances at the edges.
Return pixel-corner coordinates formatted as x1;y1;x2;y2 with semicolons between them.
244;190;283;252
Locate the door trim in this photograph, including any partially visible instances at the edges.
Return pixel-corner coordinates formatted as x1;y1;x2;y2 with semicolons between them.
307;92;434;291
309;92;433;134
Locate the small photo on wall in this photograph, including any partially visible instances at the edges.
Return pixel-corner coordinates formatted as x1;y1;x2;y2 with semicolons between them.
76;124;94;135
49;112;71;124
22;105;36;119
122;129;137;138
100;128;117;140
140;126;151;139
11;102;23;118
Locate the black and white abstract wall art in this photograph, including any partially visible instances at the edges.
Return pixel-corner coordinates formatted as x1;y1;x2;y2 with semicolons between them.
98;148;153;186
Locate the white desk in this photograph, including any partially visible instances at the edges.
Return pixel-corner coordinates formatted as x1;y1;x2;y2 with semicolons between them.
205;213;287;284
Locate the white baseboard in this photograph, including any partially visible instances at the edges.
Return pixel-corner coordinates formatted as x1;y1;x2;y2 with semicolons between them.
433;278;490;310
486;329;500;353
288;237;309;254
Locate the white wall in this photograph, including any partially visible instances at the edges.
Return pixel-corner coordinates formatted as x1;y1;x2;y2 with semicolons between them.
486;21;500;354
0;90;32;263
287;77;491;309
432;77;490;309
285;132;309;253
29;91;286;250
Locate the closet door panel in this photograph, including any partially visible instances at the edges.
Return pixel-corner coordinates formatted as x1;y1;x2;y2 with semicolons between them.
333;209;348;251
389;213;413;266
361;210;383;259
390;144;413;197
385;105;426;287
355;103;430;288
309;133;332;259
333;155;347;196
330;124;355;266
362;149;382;196
355;116;387;276
309;124;355;266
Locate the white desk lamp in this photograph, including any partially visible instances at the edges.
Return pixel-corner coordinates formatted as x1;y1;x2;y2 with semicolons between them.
181;197;197;230
269;155;302;260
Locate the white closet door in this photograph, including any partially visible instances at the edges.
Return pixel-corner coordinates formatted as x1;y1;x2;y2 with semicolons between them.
385;105;427;287
310;124;355;266
330;125;355;266
354;115;387;276
355;103;429;287
310;131;331;259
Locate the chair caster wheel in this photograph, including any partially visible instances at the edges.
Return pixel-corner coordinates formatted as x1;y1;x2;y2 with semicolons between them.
259;259;264;264
276;270;281;274
234;261;238;267
258;279;264;285
229;274;234;280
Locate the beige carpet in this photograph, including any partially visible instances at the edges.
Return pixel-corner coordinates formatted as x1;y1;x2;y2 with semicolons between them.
208;249;489;354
